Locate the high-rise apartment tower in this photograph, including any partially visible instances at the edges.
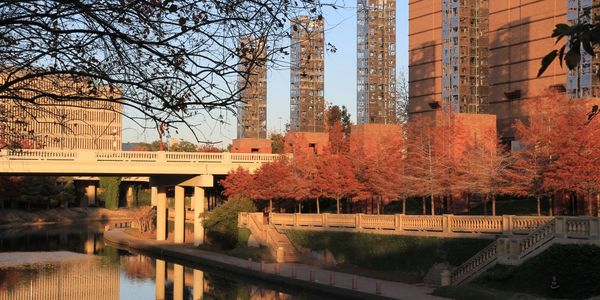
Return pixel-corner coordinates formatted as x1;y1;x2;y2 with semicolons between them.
237;36;267;139
441;0;489;113
290;16;325;132
357;0;397;124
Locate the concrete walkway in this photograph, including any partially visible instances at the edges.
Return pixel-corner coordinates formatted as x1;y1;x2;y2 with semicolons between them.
105;229;447;300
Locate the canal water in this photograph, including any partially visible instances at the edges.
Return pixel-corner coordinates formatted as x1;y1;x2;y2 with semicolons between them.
0;222;331;299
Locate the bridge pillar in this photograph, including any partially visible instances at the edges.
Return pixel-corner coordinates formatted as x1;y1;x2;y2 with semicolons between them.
82;183;96;207
155;259;166;300
151;186;158;207
193;269;204;300
193;187;205;246
174;264;184;300
126;185;134;208
174;185;185;244
156;186;168;241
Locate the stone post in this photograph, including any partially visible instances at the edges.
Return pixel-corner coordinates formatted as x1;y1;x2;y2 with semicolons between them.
294;213;299;228
276;247;285;263
589;217;599;239
174;264;184;300
395;214;404;233
356;214;363;232
555;216;567;239
151;186;158;207
193;269;204;300
440;270;451;286
126;185;134;208
157;151;166;163
442;214;452;234
222;152;232;164
193;186;205;246
508;238;521;264
502;215;514;235
323;213;329;228
156;186;168;241
155;259;166;300
174;185;185;244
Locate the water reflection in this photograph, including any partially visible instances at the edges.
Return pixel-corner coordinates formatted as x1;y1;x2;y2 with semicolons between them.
0;223;327;300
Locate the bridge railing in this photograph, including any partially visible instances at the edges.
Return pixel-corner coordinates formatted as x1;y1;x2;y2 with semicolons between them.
269;213;599;238
0;149;281;164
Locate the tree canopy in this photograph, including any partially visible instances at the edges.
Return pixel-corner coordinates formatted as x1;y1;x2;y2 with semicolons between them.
0;0;334;139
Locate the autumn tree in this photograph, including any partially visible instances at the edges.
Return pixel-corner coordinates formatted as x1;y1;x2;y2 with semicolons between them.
253;158;295;213
458;140;516;216
405;121;452;215
540;94;600;216
0;0;333;140
221;167;256;201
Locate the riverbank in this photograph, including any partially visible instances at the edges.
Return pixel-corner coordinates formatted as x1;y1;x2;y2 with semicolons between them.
105;228;446;300
0;208;130;229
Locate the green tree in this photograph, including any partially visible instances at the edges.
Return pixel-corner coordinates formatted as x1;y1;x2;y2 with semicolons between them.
203;197;256;249
169;140;198;152
270;133;285;154
100;177;121;210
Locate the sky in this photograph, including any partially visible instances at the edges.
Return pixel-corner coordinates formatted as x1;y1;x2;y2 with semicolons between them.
122;1;409;148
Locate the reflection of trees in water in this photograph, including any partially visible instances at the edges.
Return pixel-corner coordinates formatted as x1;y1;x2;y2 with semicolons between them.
121;255;154;279
202;272;291;300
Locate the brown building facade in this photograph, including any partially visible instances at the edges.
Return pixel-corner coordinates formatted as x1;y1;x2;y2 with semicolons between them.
409;0;568;140
1;72;122;150
290;16;325;132
237;36;268;139
357;0;397;124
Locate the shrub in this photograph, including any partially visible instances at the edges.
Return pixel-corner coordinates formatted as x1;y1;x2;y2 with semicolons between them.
100;177;121;210
203;198;256;249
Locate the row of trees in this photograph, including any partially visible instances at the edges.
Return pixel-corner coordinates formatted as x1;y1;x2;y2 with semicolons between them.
222;93;600;216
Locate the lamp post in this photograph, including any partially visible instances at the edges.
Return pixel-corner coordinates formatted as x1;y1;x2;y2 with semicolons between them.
111;128;117;151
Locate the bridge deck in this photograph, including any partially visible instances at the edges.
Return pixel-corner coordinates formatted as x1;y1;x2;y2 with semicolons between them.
0;149;282;176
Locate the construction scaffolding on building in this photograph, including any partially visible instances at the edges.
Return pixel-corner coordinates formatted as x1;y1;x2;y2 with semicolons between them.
357;0;397;124
441;0;489;114
290;16;325;132
237;36;268;139
566;0;600;99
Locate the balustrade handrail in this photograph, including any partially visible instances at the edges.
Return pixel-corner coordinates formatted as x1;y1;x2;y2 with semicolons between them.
451;240;498;285
0;149;282;164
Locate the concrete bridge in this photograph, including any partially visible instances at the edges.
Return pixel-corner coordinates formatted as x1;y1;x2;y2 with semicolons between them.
0;149;282;246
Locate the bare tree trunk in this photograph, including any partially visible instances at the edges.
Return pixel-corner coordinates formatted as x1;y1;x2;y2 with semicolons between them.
377;198;382;215
536;195;541;216
336;197;340;214
269;199;273;213
483;194;488;216
588;192;593;216
422;196;426;215
549;195;553;216
402;197;406;215
466;194;471;214
316;197;320;214
430;194;435;215
492;194;496;216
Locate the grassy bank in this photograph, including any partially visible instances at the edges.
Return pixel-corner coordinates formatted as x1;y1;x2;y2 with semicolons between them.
286;230;491;282
434;244;600;299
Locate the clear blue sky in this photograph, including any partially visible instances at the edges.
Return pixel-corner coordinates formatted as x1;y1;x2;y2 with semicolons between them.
123;2;409;148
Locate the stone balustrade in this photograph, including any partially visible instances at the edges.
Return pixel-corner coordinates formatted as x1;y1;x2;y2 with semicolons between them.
0;149;280;164
450;216;600;285
264;212;600;285
269;213;574;237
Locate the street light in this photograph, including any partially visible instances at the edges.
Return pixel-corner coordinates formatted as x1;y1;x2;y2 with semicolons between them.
111;128;117;151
